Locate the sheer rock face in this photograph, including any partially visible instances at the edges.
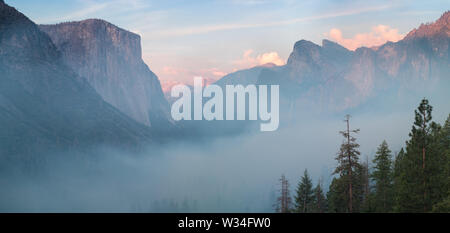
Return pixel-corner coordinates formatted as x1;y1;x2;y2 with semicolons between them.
0;3;153;156
40;20;173;129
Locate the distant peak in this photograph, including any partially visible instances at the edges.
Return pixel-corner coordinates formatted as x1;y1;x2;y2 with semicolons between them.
404;10;450;39
438;10;450;22
322;39;349;51
291;40;321;55
293;39;318;49
260;62;277;68
321;39;335;45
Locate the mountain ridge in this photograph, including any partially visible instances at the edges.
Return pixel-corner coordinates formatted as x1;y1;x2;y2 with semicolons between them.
212;10;449;129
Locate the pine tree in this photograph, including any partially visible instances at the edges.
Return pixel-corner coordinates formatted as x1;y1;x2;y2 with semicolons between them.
361;157;375;212
327;177;347;212
393;148;405;209
431;114;450;212
311;179;327;213
333;114;361;212
394;99;446;212
426;118;446;208
371;140;394;212
393;146;421;212
294;169;314;212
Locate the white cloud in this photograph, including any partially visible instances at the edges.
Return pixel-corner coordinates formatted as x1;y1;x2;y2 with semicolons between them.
233;49;285;69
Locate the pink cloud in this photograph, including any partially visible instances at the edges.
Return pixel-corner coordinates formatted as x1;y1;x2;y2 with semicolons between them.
212;71;227;77
161;66;180;75
195;68;228;82
233;49;285;69
327;25;404;50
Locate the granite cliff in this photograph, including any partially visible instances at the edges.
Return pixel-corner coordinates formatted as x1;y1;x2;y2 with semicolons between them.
40;20;173;130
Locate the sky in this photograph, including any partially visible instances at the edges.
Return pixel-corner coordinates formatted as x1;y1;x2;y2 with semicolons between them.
6;0;449;91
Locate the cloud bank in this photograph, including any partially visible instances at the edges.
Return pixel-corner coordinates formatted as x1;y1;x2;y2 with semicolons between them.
328;25;404;50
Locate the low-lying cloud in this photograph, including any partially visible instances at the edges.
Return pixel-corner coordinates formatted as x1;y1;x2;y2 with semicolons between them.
0;109;430;212
327;25;404;50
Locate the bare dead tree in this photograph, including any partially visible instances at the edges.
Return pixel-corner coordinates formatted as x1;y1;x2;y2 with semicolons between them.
275;174;292;213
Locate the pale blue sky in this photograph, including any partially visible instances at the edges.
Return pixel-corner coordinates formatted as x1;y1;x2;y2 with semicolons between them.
6;0;449;90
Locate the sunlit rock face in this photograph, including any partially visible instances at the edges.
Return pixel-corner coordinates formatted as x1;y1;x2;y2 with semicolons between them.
40;19;173;130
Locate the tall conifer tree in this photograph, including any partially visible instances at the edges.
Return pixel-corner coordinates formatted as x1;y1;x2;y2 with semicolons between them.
394;99;445;212
294;169;314;213
312;179;327;213
371;140;393;212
